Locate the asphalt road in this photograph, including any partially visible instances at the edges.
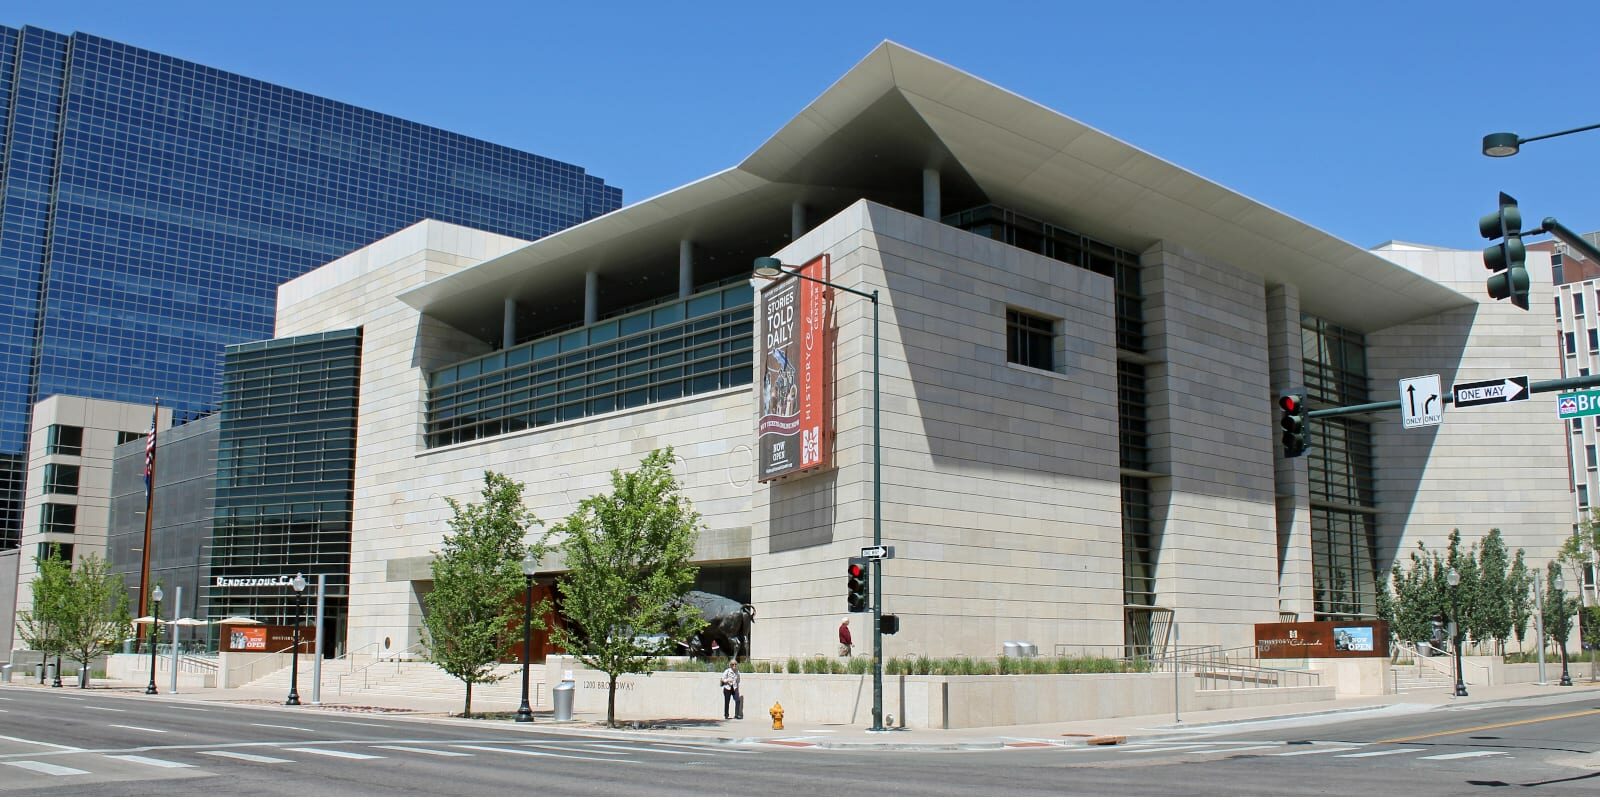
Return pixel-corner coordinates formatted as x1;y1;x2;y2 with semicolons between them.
2;685;1598;796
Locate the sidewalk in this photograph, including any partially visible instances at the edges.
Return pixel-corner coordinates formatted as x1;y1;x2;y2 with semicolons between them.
10;671;1598;752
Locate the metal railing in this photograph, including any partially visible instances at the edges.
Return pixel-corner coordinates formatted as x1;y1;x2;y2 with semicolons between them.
1158;644;1322;690
337;642;426;694
221;643;302;687
1390;640;1488;687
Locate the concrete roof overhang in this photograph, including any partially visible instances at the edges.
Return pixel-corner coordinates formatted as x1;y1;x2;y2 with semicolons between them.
402;42;1470;334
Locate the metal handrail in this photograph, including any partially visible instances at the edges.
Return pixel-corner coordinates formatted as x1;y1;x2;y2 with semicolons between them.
222;643;301;685
1392;640;1489;686
337;642;427;694
1161;645;1322;690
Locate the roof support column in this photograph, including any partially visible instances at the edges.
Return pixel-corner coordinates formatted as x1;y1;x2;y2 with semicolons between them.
791;201;807;240
502;298;517;349
922;168;940;220
679;240;694;299
584;271;599;325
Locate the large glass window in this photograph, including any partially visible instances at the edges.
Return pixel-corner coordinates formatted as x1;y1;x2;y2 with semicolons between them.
43;463;79;495
40;502;76;533
1302;315;1378;619
1006;310;1055;371
426;286;753;448
46;424;83;456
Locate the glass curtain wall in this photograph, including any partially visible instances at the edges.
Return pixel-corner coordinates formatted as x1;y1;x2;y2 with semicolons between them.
209;328;362;649
1301;314;1378;619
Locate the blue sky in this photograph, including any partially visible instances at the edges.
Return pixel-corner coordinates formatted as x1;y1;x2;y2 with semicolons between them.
21;1;1600;251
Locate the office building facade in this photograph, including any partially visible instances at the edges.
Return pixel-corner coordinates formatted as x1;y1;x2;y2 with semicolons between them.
252;44;1568;660
0;24;621;551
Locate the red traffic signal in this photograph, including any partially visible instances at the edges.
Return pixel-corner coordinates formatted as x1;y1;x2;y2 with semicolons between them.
846;557;870;613
1279;394;1300;414
847;562;866;579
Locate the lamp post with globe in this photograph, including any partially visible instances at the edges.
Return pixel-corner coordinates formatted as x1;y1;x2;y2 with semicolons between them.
285;573;308;706
1447;568;1467;697
144;585;164;695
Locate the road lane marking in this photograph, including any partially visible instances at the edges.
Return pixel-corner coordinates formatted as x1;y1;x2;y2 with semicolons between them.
1267;746;1358;756
1378;708;1600;744
372;745;473;757
456;744;639;763
0;734;82;751
82;706;124;712
201;751;295;764
283;747;384;760
1419;751;1507;761
324;720;391;728
109;724;167;734
1189;745;1277;754
107;755;192;768
1115;744;1208;754
251;723;314;732
1335;748;1427;758
6;760;88;776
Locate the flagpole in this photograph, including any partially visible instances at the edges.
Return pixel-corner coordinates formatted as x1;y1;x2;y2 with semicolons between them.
137;399;160;642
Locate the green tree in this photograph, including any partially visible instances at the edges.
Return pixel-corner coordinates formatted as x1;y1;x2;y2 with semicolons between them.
1472;530;1512;653
55;554;132;688
1544;563;1577;669
550;448;704;727
16;546;71;676
420;471;542;716
1508;549;1534;649
1387;543;1444;645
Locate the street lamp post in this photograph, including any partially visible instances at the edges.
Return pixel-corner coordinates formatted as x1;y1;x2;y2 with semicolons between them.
1482;123;1600;157
286;573;307;706
1447;568;1467;697
753;256;885;732
516;555;539;723
144;585;163;695
1555;572;1573;687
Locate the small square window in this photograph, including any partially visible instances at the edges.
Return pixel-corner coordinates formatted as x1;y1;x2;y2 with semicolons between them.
43;464;79;495
117;431;142;446
1006;309;1056;371
35;542;73;563
1574;418;1585;433
40;503;76;534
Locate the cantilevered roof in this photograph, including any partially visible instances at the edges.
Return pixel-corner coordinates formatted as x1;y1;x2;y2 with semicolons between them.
402;42;1471;334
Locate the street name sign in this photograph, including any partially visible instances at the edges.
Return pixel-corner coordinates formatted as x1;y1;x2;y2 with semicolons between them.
1453;376;1529;409
860;545;894;560
1557;389;1600;420
1399;374;1443;429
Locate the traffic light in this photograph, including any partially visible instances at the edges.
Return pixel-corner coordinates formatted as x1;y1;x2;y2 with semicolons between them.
879;614;900;635
1279;391;1309;458
846;558;870;613
1480;191;1529;310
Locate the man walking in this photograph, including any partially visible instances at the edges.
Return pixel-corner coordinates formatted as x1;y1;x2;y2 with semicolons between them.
839;617;853;657
720;659;742;719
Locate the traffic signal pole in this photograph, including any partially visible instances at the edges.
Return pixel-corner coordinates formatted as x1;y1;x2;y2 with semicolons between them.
1305;374;1600;422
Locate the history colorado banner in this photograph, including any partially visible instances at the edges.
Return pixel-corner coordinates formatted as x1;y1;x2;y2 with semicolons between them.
757;254;831;481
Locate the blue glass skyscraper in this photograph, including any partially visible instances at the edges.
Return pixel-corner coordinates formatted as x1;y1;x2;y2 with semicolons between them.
0;25;622;548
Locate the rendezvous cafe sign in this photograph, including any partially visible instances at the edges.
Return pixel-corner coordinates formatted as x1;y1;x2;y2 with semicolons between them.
757;254;833;481
214;575;298;588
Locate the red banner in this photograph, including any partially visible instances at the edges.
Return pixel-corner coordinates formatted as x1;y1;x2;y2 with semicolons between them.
758;254;832;481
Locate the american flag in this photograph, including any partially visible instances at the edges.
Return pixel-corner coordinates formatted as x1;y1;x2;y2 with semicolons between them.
143;411;157;496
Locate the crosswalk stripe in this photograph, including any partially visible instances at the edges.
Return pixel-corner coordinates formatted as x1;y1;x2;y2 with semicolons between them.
372;745;473;757
1419;751;1506;761
1267;746;1358;756
109;724;167;734
585;742;745;756
1117;744;1208;754
456;744;639;764
283;747;384;760
252;723;314;732
106;755;192;769
1188;745;1277;755
1335;748;1427;758
201;751;295;764
6;760;89;776
522;742;628;755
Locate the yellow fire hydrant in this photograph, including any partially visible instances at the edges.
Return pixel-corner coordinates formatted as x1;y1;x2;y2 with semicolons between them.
769;701;785;730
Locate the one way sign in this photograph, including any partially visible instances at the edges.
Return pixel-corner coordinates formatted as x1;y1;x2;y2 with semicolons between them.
1453;376;1529;409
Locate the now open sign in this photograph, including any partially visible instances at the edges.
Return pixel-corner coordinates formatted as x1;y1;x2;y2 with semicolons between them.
1557;389;1600;420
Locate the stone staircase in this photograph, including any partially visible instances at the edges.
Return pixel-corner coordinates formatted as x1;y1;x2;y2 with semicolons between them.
1389;657;1455;693
240;657;547;709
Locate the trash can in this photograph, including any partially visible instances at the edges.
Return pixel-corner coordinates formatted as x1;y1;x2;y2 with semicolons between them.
1003;641;1021;658
1;664;12;683
45;661;56;683
1018;641;1037;658
552;671;576;722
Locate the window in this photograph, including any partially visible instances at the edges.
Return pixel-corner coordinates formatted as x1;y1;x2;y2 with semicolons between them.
40;503;76;533
46;425;83;456
1580;484;1591;509
1588;444;1596;470
35;542;73;563
1574;418;1585;433
1567;332;1578;355
1576;293;1586;317
1006;309;1056;371
1589;329;1597;352
1554;254;1566;286
117;431;142;445
43;464;79;495
1556;296;1563;319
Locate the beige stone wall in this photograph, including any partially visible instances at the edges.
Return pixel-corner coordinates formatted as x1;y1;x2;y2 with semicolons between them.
753;201;1123;661
1367;246;1570;570
1141;244;1281;646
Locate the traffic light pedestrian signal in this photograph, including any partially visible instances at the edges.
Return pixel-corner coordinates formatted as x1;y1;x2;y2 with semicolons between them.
846;558;870;613
879;614;900;635
1480;191;1529;310
1279;391;1309;458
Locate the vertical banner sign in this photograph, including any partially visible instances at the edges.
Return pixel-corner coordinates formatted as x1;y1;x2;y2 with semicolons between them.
758;254;832;481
